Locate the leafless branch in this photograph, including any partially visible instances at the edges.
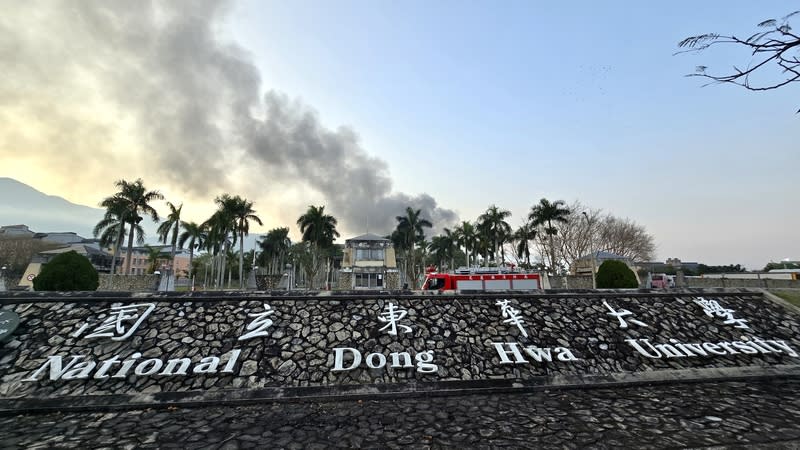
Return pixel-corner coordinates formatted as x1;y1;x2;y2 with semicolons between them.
677;11;800;105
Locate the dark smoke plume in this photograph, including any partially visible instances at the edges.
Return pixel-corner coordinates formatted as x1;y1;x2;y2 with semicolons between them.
0;0;457;236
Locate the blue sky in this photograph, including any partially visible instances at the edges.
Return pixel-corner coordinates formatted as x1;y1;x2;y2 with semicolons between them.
224;1;798;268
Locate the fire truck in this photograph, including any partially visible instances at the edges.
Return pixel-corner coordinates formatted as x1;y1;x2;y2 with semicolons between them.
421;266;541;291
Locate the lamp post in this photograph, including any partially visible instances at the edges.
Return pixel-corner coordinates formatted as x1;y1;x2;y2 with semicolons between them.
582;212;597;289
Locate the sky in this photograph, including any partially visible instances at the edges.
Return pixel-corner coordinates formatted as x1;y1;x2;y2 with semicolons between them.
0;0;797;270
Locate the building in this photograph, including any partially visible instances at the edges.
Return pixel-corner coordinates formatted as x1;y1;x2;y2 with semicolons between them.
0;224;35;237
572;251;634;276
338;233;400;289
115;245;191;277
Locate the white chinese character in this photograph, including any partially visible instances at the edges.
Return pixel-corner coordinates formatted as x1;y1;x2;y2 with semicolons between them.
496;299;528;338
238;303;275;341
378;302;412;336
602;300;648;329
693;297;749;329
73;303;156;341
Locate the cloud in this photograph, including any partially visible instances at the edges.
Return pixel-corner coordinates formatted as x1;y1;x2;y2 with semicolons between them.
0;0;457;236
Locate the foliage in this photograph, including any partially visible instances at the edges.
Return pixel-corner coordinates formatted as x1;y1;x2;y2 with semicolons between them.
297;205;339;288
178;221;206;278
595;260;638;289
104;179;163;275
698;264;747;274
258;227;292;274
156;201;183;274
32;251;99;291
529;198;570;274
763;261;800;271
477;205;512;265
677;11;800;111
0;236;60;281
394;207;433;288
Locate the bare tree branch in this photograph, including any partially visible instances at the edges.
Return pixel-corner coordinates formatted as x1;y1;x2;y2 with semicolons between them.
677;11;800;106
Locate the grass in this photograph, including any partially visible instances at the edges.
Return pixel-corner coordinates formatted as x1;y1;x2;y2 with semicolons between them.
770;290;800;308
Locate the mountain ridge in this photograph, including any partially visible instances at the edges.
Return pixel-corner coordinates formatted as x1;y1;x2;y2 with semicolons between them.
0;177;105;237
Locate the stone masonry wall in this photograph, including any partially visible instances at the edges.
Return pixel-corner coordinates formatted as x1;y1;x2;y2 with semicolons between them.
1;291;798;401
548;275;593;289
97;275;160;292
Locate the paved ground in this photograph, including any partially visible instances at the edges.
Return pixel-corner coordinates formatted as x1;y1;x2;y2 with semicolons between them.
2;379;800;449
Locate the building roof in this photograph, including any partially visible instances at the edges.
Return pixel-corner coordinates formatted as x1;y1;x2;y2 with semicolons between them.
346;233;390;243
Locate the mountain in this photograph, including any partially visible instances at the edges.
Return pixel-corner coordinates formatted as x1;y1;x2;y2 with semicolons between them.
0;177;105;237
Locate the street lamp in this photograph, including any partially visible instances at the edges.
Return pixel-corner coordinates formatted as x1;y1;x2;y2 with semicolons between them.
582;212;597;289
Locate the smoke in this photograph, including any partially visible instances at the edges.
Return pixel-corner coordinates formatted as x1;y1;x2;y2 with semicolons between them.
0;0;457;236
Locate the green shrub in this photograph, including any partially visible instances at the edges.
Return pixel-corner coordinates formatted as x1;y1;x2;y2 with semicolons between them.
595;260;638;289
32;251;99;291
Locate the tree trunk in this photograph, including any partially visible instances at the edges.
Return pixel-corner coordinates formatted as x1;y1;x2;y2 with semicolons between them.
169;223;178;277
124;223;136;275
239;230;245;289
110;218;125;275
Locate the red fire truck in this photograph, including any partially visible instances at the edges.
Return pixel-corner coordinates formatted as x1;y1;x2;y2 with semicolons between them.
421;267;541;291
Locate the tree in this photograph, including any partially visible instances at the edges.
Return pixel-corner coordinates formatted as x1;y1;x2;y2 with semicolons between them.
297;205;339;288
764;261;800;271
513;222;537;268
595;260;638;289
478;205;512;266
428;231;456;271
95;194;140;275
203;208;232;289
106;179;163;275
258;227;292;274
156;201;182;277
454;221;478;268
596;216;655;263
224;195;263;289
677;11;800;111
394;207;433;288
33;251;99;291
143;244;163;274
178;221;207;281
529;198;571;274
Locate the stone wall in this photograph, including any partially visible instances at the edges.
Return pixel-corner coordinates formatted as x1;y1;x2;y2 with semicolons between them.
548;275;593;289
1;290;798;402
97;274;160;292
685;277;799;289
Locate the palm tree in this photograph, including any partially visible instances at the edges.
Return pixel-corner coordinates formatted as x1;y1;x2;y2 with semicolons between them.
258;227;291;274
203;207;234;289
454;221;477;268
297;205;339;288
143;245;164;274
156;201;183;277
221;195;263;289
478;205;512;266
514;222;537;268
106;179;163;275
178;221;206;283
394;207;433;288
94;195;138;274
529;198;571;274
428;232;456;271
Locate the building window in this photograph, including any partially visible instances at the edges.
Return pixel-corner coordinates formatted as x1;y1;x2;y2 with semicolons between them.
355;248;384;261
355;273;383;288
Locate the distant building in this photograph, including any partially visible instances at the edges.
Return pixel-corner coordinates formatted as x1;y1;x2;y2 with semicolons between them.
115;245;191;277
33;232;86;245
0;224;35;237
338;233;400;289
572;251;633;276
